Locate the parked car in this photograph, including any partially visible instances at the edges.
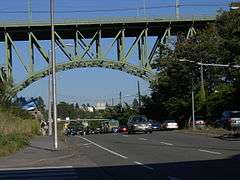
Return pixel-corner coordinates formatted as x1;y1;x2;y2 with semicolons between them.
101;119;119;133
216;111;240;130
149;120;161;131
94;127;102;134
189;116;206;128
118;125;128;133
161;120;178;130
127;115;152;134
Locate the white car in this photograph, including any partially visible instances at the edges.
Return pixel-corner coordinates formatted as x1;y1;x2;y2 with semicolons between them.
162;120;178;130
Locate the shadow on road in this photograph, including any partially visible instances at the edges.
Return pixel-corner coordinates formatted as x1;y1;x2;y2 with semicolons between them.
0;154;239;180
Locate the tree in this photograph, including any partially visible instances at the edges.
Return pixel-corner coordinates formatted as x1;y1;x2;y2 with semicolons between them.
142;7;240;127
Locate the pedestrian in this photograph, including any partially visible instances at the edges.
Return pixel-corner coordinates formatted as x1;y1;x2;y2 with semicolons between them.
40;121;47;136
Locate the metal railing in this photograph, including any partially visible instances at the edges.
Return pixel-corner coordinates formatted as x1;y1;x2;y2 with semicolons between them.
0;15;216;27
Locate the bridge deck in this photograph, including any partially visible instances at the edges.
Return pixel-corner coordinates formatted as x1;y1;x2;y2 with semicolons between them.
0;16;215;41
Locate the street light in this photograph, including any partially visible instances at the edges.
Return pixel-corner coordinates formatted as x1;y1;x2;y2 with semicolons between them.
179;59;240;68
48;43;73;137
50;0;58;150
179;58;240;129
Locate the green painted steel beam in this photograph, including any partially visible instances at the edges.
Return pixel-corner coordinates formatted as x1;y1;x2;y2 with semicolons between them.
9;59;155;96
0;16;215;96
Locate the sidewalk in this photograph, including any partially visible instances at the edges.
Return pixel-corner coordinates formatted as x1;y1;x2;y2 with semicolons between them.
0;136;73;168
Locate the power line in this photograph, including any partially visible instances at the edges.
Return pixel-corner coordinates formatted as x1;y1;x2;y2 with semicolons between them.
0;3;229;14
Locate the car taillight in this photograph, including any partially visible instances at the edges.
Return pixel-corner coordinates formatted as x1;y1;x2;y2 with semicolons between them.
123;128;126;131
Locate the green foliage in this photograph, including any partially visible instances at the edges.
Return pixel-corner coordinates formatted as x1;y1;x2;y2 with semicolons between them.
0;133;29;156
101;104;137;125
0;107;40;157
142;8;240;127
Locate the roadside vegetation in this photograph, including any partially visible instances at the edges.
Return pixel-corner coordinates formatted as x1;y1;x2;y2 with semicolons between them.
0;105;40;157
0;82;40;157
140;6;240;128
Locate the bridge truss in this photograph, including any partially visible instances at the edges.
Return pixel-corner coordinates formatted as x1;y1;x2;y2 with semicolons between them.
0;17;215;97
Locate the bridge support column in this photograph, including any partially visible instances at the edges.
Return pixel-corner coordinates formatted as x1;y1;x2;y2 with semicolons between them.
28;32;34;75
5;33;13;83
117;29;125;62
96;30;102;59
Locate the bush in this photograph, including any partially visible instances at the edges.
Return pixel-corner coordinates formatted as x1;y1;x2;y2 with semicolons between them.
0;107;40;157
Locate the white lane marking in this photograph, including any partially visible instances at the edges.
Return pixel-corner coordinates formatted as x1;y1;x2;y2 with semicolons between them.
83;143;92;146
134;161;154;170
0;166;73;171
134;161;143;165
168;176;180;180
122;135;129;137
160;142;173;146
138;138;148;141
198;149;222;155
79;136;128;159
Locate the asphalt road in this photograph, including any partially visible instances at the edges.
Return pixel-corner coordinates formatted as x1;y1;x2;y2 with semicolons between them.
1;131;240;180
69;131;240;180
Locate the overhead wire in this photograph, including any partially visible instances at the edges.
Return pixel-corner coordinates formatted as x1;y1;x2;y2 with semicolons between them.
0;3;229;14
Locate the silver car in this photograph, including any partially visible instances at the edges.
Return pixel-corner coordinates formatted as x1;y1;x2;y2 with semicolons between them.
218;111;240;130
127;115;152;134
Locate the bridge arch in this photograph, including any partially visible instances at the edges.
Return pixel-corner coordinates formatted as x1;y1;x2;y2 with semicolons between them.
10;59;155;96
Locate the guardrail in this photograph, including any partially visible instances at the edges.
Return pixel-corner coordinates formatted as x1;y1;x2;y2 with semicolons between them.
0;15;216;27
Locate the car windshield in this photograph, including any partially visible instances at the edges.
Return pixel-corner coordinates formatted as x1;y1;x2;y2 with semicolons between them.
132;116;148;123
230;112;240;118
195;116;204;120
165;120;176;123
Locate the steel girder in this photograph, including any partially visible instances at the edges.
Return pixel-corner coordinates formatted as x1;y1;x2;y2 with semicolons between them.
0;22;199;97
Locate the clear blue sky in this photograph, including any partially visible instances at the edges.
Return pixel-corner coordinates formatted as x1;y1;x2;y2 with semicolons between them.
0;0;232;107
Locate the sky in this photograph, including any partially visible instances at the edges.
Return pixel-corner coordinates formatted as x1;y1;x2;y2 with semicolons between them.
0;0;232;107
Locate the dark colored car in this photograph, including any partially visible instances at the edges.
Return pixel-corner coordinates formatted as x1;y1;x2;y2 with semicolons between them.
149;120;161;131
127;115;152;134
118;125;128;133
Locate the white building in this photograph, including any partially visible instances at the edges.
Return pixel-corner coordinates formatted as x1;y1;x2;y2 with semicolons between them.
95;102;106;111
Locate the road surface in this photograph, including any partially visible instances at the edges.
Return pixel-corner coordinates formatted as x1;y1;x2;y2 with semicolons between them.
0;131;239;180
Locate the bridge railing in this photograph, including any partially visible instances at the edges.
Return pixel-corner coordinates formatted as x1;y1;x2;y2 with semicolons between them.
0;15;216;27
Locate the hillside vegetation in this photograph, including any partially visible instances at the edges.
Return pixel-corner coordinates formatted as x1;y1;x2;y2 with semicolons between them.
0;106;39;156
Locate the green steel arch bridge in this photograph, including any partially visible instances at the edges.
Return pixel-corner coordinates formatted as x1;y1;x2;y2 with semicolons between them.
0;16;215;97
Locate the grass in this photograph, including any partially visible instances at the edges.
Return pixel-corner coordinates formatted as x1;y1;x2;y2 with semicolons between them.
0;107;40;157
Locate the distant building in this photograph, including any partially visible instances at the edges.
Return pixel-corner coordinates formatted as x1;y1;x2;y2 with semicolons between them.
95;102;106;111
87;106;95;112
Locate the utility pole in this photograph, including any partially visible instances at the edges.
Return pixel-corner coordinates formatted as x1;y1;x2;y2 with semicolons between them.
112;98;114;107
28;0;32;23
137;81;141;111
119;91;122;111
191;70;195;130
143;0;146;17
48;50;52;136
200;60;206;101
176;0;180;19
50;0;58;150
